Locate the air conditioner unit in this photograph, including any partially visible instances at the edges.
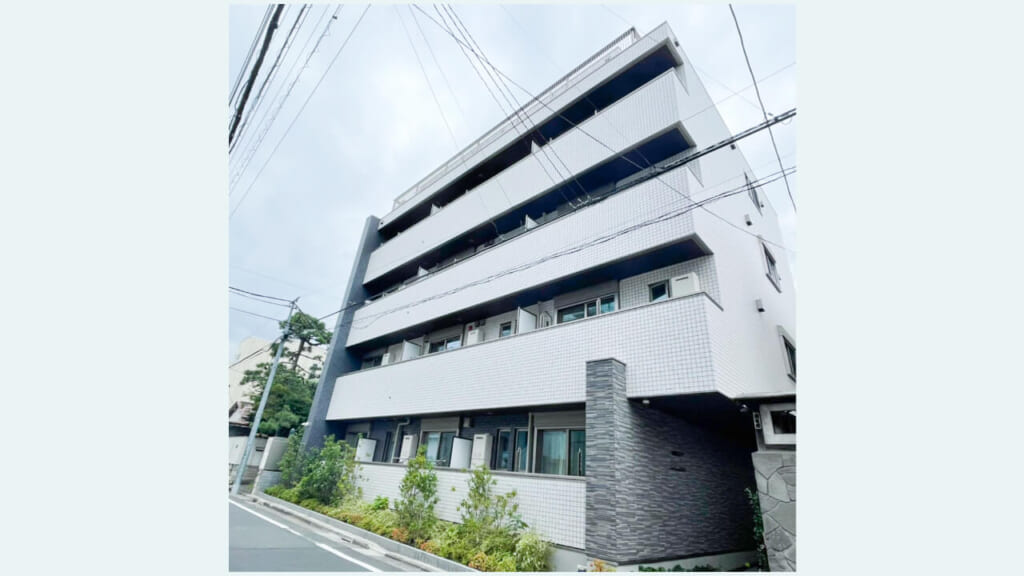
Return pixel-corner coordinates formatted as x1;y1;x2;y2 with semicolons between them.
471;434;493;469
450;437;473;469
398;434;418;463
381;352;392;366
355;438;377;463
466;327;484;345
670;273;701;299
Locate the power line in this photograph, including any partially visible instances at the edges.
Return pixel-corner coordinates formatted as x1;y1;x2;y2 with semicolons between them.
230;5;337;189
728;4;795;213
230;5;274;110
413;5;794;252
230;5;310;155
230;4;372;219
231;306;287;322
395;6;459;152
229;286;294;303
229;4;285;146
319;162;794;333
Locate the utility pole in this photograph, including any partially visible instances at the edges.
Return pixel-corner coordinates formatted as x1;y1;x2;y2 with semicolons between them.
231;298;297;495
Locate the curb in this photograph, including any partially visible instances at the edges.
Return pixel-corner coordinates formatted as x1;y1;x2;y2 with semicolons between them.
247;492;476;572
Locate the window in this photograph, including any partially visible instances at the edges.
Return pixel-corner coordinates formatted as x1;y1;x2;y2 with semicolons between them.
421;431;456;466
361;355;383;370
495;430;513;470
379;431;394;463
759;402;796;445
746;174;763;214
778;326;796;381
763;243;782;291
514;429;529;472
427;335;461;354
535;428;585;476
499;322;513;338
556;294;617;324
649;281;670;302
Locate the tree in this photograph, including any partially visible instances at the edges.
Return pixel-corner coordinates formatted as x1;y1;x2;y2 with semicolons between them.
269;311;332;372
242;364;316;436
242;311;332;436
396;445;439;543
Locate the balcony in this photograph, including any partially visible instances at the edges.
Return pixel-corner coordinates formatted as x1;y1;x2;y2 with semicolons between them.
328;291;722;420
365;69;693;285
346;159;704;347
378;24;681;234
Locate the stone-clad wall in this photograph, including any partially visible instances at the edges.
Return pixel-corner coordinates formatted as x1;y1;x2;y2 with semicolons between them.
751;452;796;571
586;358;755;564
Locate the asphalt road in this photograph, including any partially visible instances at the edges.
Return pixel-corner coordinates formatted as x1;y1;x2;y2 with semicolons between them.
229;497;415;572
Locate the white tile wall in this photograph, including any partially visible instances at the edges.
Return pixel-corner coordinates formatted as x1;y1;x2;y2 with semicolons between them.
366;70;688;284
347;166;695;347
329;293;718;420
356;463;587;549
618;255;720;308
378;23;682;230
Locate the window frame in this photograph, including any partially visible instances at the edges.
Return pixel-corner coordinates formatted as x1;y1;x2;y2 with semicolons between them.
361;354;383;370
649;280;670;303
426;335;462;354
759;401;796;445
533;426;586;476
499;321;513;338
419;429;457;467
777;326;796;381
761;242;782;292
556;294;618;325
746;174;763;215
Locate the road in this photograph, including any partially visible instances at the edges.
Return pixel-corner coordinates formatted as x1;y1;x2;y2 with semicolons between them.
229;496;417;572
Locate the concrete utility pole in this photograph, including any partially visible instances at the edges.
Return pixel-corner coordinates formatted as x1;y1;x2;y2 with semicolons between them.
231;299;297;495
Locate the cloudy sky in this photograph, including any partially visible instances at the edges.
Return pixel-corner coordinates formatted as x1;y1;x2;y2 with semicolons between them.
227;2;796;362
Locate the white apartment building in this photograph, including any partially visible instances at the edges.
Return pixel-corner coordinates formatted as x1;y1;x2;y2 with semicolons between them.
303;24;796;570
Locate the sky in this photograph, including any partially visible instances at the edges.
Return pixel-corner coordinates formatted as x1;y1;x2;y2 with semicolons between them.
227;2;796;362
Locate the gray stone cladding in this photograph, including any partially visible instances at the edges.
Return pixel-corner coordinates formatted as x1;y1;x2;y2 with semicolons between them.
751;451;796;571
586;358;756;565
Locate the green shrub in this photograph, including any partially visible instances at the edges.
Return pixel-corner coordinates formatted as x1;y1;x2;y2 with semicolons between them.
296;435;360;505
457;465;526;557
361;508;400;536
395;445;439;542
371;495;390;511
514;530;550;571
278;427;312;488
745;487;768;570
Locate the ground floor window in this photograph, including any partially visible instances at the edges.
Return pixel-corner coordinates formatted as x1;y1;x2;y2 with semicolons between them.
535;428;585;476
494;428;530;472
421;431;455;466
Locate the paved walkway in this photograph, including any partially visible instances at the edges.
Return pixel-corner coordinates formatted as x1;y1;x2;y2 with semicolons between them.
229;496;417;572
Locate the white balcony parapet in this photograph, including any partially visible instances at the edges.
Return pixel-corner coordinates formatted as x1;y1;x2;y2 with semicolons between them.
348;160;697;347
366;68;690;285
329;292;721;421
379;24;680;230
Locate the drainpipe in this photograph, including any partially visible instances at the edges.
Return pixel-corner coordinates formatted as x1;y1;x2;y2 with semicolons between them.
391;418;410;463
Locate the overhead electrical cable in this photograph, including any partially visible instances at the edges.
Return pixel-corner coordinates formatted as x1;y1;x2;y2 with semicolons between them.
229;4;285;146
230;3;373;219
230;4;274;111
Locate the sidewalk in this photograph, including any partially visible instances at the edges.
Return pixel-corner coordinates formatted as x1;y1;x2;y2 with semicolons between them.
241;490;477;572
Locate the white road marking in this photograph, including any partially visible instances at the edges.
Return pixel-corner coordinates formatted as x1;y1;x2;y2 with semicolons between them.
314;541;382;572
229;500;302;536
230;499;383;572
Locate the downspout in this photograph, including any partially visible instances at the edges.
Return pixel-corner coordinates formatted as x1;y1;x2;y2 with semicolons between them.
391;418;411;463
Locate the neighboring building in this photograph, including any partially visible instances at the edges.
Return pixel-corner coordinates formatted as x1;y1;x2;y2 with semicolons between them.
304;24;795;570
229;335;327;436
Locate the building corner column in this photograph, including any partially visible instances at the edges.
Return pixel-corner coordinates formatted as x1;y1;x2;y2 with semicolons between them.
585;358;629;564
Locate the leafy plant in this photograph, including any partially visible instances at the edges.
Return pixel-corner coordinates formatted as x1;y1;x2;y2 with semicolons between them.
371;495;390;511
278;426;311;488
458;465;526;555
296;435;359;505
745;487;768;570
514;530;550;571
589;559;616;572
395;445;439;543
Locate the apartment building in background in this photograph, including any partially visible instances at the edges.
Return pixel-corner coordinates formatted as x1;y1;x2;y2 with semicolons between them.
302;23;797;571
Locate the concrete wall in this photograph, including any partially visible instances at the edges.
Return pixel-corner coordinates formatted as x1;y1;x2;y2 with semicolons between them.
751;451;796;571
356;463;586;549
258;436;289;472
228;436;266;467
586;359;755;564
